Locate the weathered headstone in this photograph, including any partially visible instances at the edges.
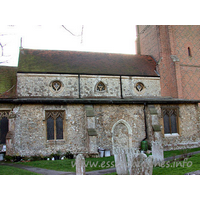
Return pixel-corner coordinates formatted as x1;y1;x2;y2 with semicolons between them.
114;149;128;175
129;153;153;175
114;148;153;175
76;154;85;175
152;141;164;163
126;148;139;175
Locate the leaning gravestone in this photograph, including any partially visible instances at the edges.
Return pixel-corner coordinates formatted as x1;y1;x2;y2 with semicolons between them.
114;149;128;175
76;154;85;175
152;141;164;163
114;148;153;175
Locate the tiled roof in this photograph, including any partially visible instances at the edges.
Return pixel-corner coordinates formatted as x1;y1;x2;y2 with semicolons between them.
0;66;17;98
18;49;158;76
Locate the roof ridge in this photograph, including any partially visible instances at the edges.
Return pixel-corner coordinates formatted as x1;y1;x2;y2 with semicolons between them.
20;48;150;57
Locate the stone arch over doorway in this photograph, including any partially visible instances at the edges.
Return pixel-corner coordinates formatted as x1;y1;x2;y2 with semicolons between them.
111;119;132;152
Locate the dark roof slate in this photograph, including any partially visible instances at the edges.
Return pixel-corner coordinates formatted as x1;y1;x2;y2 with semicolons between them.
18;49;158;76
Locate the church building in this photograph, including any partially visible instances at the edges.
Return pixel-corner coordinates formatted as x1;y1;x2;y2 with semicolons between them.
0;25;199;157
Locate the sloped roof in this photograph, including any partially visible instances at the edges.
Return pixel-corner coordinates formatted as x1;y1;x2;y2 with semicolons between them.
18;49;158;76
0;66;17;98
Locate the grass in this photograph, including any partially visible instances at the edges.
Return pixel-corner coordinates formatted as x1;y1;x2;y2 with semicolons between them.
164;147;200;158
0;165;39;175
153;153;200;175
19;156;115;172
106;153;200;175
2;147;200;175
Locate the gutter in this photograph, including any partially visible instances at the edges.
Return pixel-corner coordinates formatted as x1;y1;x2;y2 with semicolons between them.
143;103;148;141
0;98;199;104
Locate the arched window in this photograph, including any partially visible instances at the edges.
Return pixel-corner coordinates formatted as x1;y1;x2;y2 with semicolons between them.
162;107;179;134
46;111;64;140
96;81;106;92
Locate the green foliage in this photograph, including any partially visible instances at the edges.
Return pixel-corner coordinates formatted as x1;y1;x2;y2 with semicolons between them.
4;155;13;162
64;151;73;159
30;156;42;161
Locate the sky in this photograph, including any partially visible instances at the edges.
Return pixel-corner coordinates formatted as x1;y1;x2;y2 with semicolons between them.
0;0;197;67
0;24;137;67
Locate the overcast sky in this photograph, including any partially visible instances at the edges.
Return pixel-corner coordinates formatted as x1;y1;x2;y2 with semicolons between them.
0;24;137;67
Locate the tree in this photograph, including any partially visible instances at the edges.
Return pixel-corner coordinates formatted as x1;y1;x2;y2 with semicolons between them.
0;42;6;56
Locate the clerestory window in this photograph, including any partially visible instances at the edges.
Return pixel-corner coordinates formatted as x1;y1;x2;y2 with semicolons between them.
96;81;106;92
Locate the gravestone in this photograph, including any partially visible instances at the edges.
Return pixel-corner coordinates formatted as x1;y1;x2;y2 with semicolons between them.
114;148;153;175
129;153;153;175
114;149;128;175
76;154;85;175
152;141;164;163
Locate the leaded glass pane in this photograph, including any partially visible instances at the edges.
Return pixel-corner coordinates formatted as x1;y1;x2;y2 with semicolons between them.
163;114;170;134
171;114;177;133
56;116;63;139
47;117;54;140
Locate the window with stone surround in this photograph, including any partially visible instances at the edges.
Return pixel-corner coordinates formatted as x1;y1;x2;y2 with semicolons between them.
96;81;106;92
46;111;64;140
135;82;144;92
161;107;179;135
50;80;63;93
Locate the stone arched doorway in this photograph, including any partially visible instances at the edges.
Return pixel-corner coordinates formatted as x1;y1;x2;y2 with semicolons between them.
111;119;132;152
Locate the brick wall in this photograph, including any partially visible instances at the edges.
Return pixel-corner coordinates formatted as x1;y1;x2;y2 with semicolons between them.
172;25;200;100
137;25;200;100
137;25;160;61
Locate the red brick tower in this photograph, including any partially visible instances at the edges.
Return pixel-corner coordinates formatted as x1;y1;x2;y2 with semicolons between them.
136;25;200;100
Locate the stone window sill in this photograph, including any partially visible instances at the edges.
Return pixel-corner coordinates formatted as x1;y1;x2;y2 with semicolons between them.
164;133;179;137
46;140;65;144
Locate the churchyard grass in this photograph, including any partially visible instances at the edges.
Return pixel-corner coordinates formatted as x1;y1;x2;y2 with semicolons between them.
164;147;200;158
153;153;200;175
0;165;39;175
19;156;115;172
3;147;200;175
105;153;200;175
